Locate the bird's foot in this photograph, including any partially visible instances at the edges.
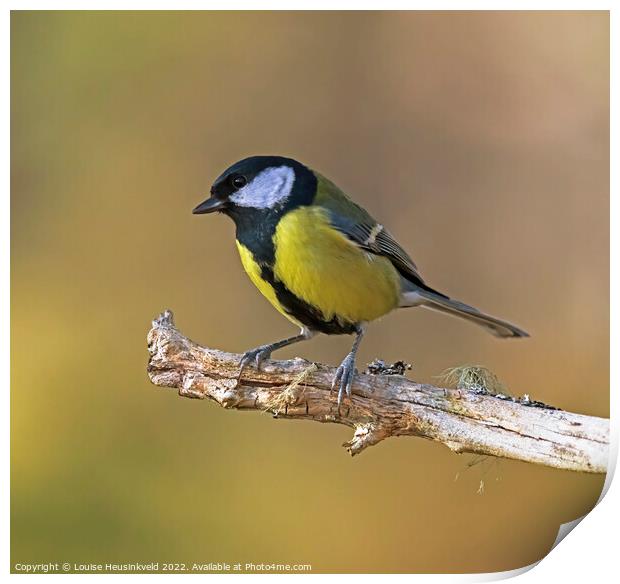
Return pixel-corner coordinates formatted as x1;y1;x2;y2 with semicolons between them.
238;345;273;380
332;352;357;406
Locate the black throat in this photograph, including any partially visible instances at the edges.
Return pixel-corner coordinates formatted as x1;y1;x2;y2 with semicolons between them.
224;162;317;266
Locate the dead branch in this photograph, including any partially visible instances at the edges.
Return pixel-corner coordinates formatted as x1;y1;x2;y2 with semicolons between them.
146;310;609;473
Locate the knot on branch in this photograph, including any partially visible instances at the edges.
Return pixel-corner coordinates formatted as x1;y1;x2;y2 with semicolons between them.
147;309;192;367
179;372;239;406
344;423;390;456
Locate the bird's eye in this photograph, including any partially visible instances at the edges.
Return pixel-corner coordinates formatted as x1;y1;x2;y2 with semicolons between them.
231;175;247;189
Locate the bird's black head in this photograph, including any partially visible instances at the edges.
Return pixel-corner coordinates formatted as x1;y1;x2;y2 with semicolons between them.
192;155;317;218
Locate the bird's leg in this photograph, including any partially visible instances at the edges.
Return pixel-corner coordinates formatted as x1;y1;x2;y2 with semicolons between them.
332;324;366;405
238;328;314;380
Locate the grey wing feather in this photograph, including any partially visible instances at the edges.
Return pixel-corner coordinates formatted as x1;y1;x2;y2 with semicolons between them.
325;210;442;294
346;221;420;278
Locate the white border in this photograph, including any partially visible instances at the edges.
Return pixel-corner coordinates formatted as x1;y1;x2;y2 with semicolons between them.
4;2;615;580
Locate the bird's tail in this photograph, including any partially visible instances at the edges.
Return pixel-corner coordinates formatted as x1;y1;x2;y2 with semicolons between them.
400;288;529;339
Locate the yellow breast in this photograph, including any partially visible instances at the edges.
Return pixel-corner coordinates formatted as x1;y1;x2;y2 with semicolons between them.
272;206;401;325
236;241;304;327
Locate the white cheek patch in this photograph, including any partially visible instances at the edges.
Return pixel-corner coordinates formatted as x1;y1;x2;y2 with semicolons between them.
230;166;295;209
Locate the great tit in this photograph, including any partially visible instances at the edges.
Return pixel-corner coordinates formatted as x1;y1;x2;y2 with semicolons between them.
193;155;528;404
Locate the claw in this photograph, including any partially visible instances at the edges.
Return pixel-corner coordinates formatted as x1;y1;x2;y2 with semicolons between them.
332;353;357;406
236;331;313;384
238;346;272;381
331;367;343;393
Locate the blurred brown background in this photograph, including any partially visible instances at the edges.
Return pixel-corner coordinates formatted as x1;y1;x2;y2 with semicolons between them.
11;11;609;573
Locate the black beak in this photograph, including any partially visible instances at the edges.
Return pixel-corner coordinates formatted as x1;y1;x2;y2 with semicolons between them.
192;196;226;214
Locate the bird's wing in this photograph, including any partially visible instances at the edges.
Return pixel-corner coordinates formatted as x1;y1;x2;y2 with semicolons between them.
312;172;428;288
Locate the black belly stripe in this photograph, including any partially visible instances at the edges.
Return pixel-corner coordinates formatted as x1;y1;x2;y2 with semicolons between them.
260;266;357;335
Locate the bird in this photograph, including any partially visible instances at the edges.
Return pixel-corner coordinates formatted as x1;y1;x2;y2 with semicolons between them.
193;155;528;405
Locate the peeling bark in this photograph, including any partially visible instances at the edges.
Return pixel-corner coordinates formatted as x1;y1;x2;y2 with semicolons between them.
147;310;609;473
